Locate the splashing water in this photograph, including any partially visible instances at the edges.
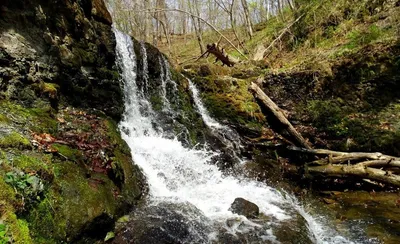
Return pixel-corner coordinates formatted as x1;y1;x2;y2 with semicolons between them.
114;28;354;243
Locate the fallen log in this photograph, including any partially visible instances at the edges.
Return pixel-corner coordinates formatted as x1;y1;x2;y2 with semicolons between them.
288;146;400;166
248;82;400;188
307;164;400;187
250;82;312;149
197;43;237;67
285;145;400;187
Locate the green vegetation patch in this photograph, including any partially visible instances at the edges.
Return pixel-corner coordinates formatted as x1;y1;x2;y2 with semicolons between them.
51;144;84;162
0;223;10;244
306;99;400;154
0;101;57;134
0;132;31;149
0;176;33;243
27;162;119;242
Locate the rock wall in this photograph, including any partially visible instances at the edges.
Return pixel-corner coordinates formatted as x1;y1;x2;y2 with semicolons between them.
0;0;147;243
0;0;121;118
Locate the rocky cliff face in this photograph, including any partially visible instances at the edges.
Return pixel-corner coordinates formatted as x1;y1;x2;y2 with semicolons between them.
1;0;121;118
0;0;146;243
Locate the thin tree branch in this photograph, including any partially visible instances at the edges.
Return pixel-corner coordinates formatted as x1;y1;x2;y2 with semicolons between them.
135;8;248;60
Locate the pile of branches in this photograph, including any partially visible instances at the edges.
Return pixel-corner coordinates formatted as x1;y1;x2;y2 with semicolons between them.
290;146;400;187
250;80;400;188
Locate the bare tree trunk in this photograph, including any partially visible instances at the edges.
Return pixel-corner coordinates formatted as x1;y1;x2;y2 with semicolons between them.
287;0;295;11
277;0;285;21
143;8;248;59
144;0;151;42
154;0;171;49
187;0;205;54
241;0;254;38
192;15;205;54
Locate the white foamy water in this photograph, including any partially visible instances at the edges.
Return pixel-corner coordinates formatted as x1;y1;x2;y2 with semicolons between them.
187;78;224;129
114;28;353;244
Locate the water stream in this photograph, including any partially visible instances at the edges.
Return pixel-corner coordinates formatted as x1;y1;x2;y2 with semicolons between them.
114;28;354;244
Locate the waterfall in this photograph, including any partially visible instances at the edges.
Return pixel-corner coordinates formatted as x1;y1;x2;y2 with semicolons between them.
113;28;354;244
139;41;149;94
187;77;243;162
187;78;224;129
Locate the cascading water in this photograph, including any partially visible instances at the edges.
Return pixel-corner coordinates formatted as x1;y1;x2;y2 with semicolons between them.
187;77;243;161
114;28;354;243
139;41;150;95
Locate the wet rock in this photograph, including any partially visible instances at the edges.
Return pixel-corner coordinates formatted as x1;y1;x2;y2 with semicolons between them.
113;202;211;244
273;210;314;244
229;198;260;218
91;0;113;25
214;232;242;244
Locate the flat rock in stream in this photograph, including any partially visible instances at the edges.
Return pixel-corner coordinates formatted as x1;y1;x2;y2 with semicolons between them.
229;197;260;218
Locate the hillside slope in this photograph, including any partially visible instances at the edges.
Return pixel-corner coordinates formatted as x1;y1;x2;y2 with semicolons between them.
172;0;400;157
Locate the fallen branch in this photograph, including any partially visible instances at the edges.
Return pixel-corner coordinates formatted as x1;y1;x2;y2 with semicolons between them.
307;164;400;187
285;145;400;187
253;13;305;61
288;146;399;164
250;82;312;149
288;146;384;158
137;8;248;60
197;43;237;67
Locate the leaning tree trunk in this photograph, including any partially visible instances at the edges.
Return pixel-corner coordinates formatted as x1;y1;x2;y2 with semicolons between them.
250;82;312;149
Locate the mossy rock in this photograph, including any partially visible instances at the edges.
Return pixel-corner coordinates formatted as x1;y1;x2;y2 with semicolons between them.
51;144;84;162
0;176;33;243
190;75;265;132
27;162;120;242
0;132;31;149
12;153;54;182
0;101;57;134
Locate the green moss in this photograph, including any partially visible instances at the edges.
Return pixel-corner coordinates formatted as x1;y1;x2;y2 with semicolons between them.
26;197;62;243
33;82;59;99
72;47;96;64
0;114;10;124
0;175;17;205
149;94;164;112
97;67;119;80
0;177;33;243
0;132;31;149
307;99;352;135
306;99;400;154
27;162;118;242
14;220;31;243
105;119;131;154
0;102;57;134
51;144;83;162
112;150;143;201
12;154;53;180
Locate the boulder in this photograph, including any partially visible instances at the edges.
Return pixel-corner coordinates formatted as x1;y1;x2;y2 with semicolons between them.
112;202;210;244
229;197;260;218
